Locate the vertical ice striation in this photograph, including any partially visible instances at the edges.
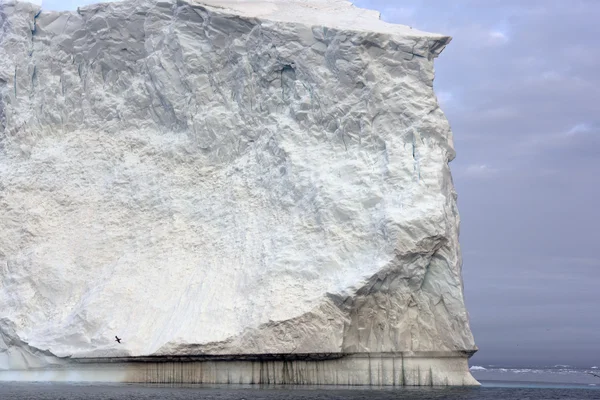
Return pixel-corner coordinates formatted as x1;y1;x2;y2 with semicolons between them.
0;0;478;385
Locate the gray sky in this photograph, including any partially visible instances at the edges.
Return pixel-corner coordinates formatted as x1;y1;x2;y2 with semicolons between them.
41;0;600;367
350;0;600;367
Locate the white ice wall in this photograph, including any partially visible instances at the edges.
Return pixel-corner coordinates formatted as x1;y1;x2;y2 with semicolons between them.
0;0;476;374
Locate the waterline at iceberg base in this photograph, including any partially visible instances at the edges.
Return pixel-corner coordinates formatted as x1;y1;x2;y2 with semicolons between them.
0;352;478;385
0;0;478;385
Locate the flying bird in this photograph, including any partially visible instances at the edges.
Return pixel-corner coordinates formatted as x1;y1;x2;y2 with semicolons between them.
115;336;122;344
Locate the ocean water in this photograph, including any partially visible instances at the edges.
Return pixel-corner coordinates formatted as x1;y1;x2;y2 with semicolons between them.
1;380;599;400
469;364;600;386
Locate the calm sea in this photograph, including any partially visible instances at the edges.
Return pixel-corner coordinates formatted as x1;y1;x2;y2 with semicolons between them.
0;383;598;400
1;366;599;400
469;364;600;386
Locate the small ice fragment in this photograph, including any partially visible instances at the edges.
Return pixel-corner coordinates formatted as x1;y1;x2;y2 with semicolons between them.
469;366;486;371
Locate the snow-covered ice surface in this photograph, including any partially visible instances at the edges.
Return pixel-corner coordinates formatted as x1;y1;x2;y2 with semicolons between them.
0;0;476;384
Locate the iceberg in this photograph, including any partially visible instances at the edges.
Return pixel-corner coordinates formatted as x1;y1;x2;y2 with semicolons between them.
0;0;478;385
469;366;486;371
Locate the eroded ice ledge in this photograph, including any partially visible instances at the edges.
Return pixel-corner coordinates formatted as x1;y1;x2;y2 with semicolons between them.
0;352;479;386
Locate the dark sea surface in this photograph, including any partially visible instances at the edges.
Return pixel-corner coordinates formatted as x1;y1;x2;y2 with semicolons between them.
1;381;599;400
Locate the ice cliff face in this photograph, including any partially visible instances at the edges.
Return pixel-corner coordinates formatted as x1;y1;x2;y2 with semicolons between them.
0;0;476;367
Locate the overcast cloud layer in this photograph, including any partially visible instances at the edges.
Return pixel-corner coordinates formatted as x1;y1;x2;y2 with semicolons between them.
38;0;600;367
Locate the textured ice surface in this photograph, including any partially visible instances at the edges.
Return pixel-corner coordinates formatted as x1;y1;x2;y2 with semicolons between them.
0;0;476;371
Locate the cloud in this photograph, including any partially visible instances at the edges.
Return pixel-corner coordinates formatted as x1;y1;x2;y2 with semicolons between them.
488;30;509;45
487;20;511;45
566;123;592;136
542;256;600;268
539;70;561;81
514;122;597;156
460;164;499;179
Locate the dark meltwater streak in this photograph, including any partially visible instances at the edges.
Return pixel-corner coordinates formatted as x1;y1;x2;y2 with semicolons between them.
0;383;599;400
